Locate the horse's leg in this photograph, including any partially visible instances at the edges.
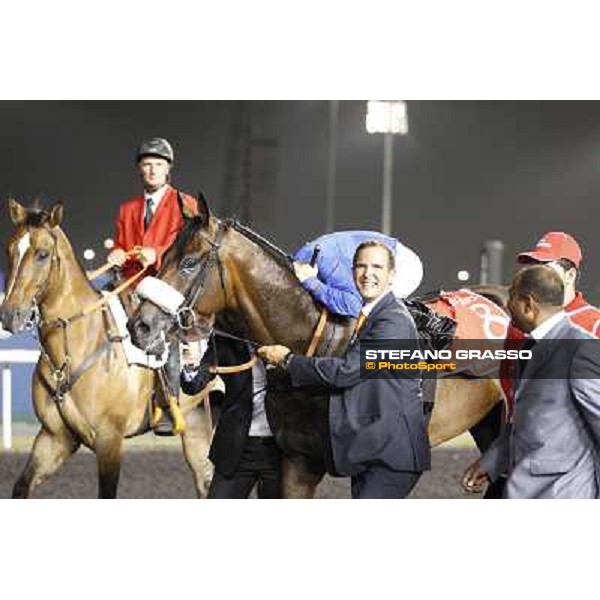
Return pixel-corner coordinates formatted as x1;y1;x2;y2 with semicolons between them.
95;426;125;499
12;427;79;499
180;406;214;498
282;457;324;499
428;378;502;447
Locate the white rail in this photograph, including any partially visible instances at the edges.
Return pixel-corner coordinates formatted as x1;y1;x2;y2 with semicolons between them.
0;350;41;450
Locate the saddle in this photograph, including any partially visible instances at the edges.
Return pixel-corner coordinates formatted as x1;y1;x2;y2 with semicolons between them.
418;288;510;379
404;298;456;353
105;279;186;436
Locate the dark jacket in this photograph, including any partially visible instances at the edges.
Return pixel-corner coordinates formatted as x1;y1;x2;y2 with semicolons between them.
181;339;259;478
287;292;431;477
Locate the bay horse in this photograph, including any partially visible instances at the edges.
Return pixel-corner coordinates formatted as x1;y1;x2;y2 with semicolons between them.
128;196;504;498
0;200;214;498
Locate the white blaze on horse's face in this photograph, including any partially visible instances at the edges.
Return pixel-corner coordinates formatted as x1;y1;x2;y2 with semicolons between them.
5;231;31;299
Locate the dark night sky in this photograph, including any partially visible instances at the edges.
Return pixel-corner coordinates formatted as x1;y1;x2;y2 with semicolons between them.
2;100;600;300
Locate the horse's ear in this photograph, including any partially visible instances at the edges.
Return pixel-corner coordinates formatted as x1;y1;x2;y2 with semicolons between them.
196;190;211;225
49;202;64;228
8;198;27;226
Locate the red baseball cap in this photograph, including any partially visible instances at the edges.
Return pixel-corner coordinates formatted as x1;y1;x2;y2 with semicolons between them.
517;231;582;268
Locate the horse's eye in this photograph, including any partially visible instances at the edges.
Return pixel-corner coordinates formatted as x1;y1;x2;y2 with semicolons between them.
179;257;201;273
36;249;50;262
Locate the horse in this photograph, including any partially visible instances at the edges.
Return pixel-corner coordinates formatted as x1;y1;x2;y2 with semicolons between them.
129;197;504;498
0;200;215;498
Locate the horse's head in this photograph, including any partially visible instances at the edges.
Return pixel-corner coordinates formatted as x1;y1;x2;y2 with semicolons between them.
129;195;227;355
0;199;64;333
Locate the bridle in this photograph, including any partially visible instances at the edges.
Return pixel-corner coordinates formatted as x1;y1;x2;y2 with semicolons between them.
7;222;144;405
172;218;295;332
148;217;330;374
173;219;228;331
7;224;61;330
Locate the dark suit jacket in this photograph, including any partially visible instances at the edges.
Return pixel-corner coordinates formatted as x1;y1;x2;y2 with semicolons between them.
287;292;431;477
180;339;259;478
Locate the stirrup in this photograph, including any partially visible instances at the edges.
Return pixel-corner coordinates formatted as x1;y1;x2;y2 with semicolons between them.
151;404;164;427
168;395;186;435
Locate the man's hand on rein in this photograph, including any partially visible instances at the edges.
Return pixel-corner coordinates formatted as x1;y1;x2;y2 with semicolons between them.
258;345;292;366
107;248;127;267
138;247;157;267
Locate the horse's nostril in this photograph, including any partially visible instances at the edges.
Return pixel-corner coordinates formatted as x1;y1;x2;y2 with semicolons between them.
137;321;150;335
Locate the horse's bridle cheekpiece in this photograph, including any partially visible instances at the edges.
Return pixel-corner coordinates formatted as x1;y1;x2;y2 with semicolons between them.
136;219;228;331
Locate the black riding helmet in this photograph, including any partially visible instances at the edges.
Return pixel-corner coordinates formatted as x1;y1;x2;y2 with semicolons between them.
136;137;174;163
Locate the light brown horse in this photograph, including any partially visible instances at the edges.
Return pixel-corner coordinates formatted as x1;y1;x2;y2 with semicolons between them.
0;200;214;498
129;197;504;498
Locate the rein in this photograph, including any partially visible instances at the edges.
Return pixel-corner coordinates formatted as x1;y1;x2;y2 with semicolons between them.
36;247;147;331
208;308;329;374
174;223;228;330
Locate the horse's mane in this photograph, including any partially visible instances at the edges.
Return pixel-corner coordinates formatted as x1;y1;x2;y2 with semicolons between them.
23;207;52;228
172;215;205;261
173;216;294;271
230;221;293;271
21;204;99;295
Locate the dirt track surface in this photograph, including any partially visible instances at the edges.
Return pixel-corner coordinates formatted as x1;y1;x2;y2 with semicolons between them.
1;445;482;499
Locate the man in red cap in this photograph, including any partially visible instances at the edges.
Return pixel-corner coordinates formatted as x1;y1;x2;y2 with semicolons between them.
462;231;600;496
516;232;599;333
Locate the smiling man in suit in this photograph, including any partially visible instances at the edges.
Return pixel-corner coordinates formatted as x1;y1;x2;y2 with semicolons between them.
259;240;430;499
463;265;600;498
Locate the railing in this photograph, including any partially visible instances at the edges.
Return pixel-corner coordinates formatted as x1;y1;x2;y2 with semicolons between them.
0;350;41;449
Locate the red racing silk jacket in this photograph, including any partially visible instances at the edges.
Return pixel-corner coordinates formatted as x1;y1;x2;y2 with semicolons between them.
501;292;600;420
112;185;197;279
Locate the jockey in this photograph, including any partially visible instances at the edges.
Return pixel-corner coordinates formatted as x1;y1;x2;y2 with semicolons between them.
293;230;423;317
107;137;197;278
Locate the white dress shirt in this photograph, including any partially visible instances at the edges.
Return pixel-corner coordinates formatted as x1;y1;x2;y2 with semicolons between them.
248;344;272;437
181;342;273;437
530;310;566;340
